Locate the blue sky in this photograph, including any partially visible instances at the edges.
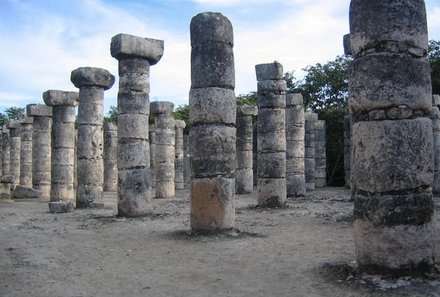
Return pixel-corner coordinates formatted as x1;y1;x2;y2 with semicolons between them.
0;0;439;115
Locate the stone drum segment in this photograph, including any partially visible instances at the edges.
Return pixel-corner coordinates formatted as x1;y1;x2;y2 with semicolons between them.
314;120;326;188
27;104;53;199
19;117;33;187
111;33;163;216
174;119;186;191
256;62;287;207
151;101;175;198
6;120;21;190
71;67;115;208
43;90;78;213
285;93;306;197
189;12;236;231
349;0;435;273
103;122;118;192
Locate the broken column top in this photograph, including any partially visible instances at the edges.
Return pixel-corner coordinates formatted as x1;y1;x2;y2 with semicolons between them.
255;62;283;81
150;101;174;114
6;120;20;129
190;12;233;46
110;33;164;65
286;93;304;106
21;116;33;124
70;67;115;90
237;105;258;117
43;90;79;106
103;122;117;131
304;112;318;121
26;104;52;117
175;119;186;129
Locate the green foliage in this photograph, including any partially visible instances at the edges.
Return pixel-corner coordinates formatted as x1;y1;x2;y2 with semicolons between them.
429;40;440;95
104;106;118;123
172;104;190;133
0;106;25;127
236;92;257;106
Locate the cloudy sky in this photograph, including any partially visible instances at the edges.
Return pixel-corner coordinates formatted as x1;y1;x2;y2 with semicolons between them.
1;0;439;114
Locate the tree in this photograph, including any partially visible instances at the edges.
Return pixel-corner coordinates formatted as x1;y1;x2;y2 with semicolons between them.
236;92;257;106
173;104;190;133
104;106;118;123
429;40;440;95
0;106;25;127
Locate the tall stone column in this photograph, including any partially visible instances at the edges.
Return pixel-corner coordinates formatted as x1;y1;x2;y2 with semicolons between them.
175;119;186;191
304;112;317;191
27;104;52;199
151;102;175;198
2;126;9;176
71;67;115;208
343;115;352;188
103;122;118;192
236;106;257;194
431;107;440;194
43;90;78;213
149;124;156;189
349;0;435;273
110;33;163;216
315;120;326;188
7;120;21;189
19;117;33;187
190;12;236;231
256;62;286;207
286;93;306;197
183;134;190;189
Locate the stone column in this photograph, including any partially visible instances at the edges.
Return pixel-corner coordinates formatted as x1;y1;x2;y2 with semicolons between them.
286;93;306;197
2;126;10;177
110;33;163;217
149;124;156;189
71;67;115;208
103;122;118;192
304;112;317;191
343;115;352;188
256;62;286;207
315;120;326;188
183;134;190;189
189;12;236;231
7;120;21;189
252;123;258;186
151;102;175;198
19;117;33;187
27;104;52;199
431;107;440;194
43;90;78;213
236;106;257;194
0;133;2;177
175;119;186;191
349;0;435;273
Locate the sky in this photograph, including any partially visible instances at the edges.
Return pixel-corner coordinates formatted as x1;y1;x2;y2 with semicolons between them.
0;0;439;115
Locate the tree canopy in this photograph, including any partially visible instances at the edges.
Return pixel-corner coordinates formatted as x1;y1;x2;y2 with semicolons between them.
0;106;25;127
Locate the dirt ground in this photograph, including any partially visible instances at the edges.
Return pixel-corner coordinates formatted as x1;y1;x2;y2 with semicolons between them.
1;187;440;297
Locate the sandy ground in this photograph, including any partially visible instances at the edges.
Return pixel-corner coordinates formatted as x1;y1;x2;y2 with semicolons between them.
1;187;440;297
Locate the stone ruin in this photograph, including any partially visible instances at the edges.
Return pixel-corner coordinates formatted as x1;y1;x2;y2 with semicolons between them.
0;2;437;276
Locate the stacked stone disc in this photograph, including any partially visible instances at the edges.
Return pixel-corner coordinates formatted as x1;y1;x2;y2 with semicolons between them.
111;33;163;216
189;12;236;231
286;93;306;197
314;120;326;188
103;122;118;192
431;107;440;194
349;0;435;273
304;112;317;191
151;101;175;198
343;115;352;188
256;62;286;207
236;106;257;194
27;104;53;199
71;67;115;208
7;120;21;190
43;90;79;213
19;117;33;188
174;119;186;191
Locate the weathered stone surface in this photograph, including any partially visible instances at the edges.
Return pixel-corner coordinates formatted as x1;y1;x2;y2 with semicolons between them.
255;62;283;81
48;201;74;213
0;182;11;199
103;122;118;192
77;102;104;125
71;67;115;90
352;119;433;193
111;33;164;65
286;174;306;197
118;58;150;76
117;168;152;217
257;80;287;95
190;87;236;125
237;105;258;117
349;54;432;113
150;101;174;114
175;120;186;191
118;92;149;115
235;168;253;194
43;90;78;106
76;125;103;159
13;185;43;199
190;177;235;231
257;152;286;178
190;12;233;45
27;104;52;117
76;185;103;208
258;94;286;109
257;178;286;207
117;114;149;139
343;33;352;55
117;139;149;170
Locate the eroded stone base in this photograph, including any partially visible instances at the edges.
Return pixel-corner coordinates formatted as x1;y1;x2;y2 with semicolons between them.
257;178;286;207
48;201;75;213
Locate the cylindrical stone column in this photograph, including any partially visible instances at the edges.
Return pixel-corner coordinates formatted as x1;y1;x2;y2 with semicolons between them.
343;115;352;188
149;124;156;189
7;120;21;190
304;112;317;191
315;120;326;188
349;0;435;273
43;90;79;213
431;107;440;194
190;12;236;231
286;93;306;197
103;122;118;192
0;133;3;177
175;119;186;191
27;104;52;199
256;62;287;207
2;126;10;177
71;67;115;208
252;122;257;186
110;33;163;217
236;106;257;194
20;117;33;187
183;133;190;189
151;101;175;198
